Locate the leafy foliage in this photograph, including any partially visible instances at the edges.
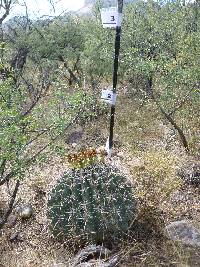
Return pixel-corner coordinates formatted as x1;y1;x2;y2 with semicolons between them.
120;1;199;151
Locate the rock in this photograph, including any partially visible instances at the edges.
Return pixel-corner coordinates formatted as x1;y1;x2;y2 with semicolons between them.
10;232;19;242
165;220;200;247
75;257;118;267
7;215;17;227
117;151;124;158
105;256;119;267
97;146;106;154
75;261;105;267
71;245;112;267
18;204;33;220
67;131;83;144
178;164;200;187
71;143;77;148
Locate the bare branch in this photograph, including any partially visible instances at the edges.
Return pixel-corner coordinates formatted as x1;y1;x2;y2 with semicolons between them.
48;0;56;13
0;0;15;25
0;159;6;178
0;180;20;230
150;88;190;152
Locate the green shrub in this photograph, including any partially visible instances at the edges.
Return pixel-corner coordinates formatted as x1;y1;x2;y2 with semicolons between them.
48;162;136;245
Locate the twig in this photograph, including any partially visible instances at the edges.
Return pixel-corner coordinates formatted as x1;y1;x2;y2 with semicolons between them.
0;109;83;186
0;179;20;230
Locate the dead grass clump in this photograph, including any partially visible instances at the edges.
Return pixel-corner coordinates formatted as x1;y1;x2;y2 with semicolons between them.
131;150;183;206
130;202;165;241
118;237;193;267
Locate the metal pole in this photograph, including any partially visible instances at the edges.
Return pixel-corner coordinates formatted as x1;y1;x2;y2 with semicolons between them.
108;0;123;156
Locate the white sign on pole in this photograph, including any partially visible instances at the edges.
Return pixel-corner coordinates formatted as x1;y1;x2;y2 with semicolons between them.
100;7;122;28
105;137;112;157
101;89;117;105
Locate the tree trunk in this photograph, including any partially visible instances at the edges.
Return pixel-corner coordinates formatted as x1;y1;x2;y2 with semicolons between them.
156;103;189;152
146;77;189;153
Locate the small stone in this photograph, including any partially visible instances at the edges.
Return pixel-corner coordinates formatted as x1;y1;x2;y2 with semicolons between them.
97;146;105;154
71;143;77;148
67;131;83;144
165;220;200;247
7;215;17;227
10;232;19;242
178;164;200;187
19;204;33;220
71;245;111;267
117;151;124;158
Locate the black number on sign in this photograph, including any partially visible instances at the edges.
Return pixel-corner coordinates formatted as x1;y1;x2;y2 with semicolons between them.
111;16;115;21
108;94;111;99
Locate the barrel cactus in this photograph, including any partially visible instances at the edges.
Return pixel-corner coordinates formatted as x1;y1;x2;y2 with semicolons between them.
48;162;136;245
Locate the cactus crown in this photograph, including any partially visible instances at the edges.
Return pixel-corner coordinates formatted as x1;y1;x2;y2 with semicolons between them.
67;148;98;169
66;148;105;169
48;162;136;246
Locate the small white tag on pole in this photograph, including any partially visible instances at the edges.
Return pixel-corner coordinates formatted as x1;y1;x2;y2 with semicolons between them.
101;89;117;105
100;7;122;28
105;137;112;157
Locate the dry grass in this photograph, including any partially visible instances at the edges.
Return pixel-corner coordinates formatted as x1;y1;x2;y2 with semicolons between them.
0;156;73;267
0;94;200;267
